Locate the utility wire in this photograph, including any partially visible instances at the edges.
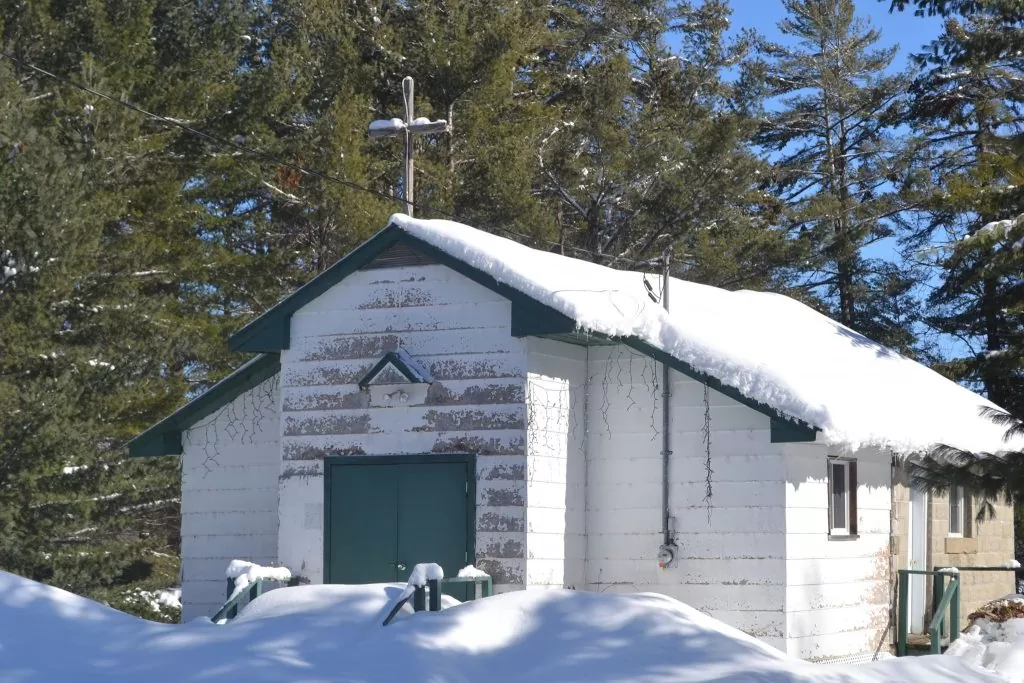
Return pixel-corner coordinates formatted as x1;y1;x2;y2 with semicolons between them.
1;50;652;270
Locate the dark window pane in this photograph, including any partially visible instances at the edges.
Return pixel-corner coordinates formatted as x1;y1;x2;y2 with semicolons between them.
949;487;962;535
831;463;847;530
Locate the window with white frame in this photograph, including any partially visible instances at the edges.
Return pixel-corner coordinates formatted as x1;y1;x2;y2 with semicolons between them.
828;458;858;536
949;485;970;537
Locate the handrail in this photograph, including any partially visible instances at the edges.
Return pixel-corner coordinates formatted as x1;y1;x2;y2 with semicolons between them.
928;574;960;655
211;572;494;625
442;574;493;599
382;575;493;626
212;579;265;623
212;576;295;623
897;565;1019;656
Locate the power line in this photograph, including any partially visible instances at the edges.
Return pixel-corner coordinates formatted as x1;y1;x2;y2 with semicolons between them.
0;50;651;270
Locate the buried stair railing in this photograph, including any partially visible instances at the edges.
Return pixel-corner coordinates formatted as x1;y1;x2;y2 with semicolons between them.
896;565;1021;656
926;572;961;655
212;576;295;623
897;568;960;656
211;569;493;625
382;574;493;626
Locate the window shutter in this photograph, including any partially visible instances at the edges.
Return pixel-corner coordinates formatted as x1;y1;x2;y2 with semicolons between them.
827;459;833;536
964;490;973;538
849;460;858;536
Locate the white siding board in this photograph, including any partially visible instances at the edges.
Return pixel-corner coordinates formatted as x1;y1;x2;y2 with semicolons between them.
179;374;280;622
583;344;788;647
782;443;893;660
181;533;279;560
181;557;276;583
280;431;526;460
785;581;889;612
182;511;280;536
525;339;587;589
290;302;514;339
282;403;525;436
182;469;279;498
299;265;507;313
282;353;526;388
287;326;518;362
277;263;528;590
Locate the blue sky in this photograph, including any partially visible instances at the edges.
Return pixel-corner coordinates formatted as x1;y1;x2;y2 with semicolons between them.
727;0;944;72
722;2;957;357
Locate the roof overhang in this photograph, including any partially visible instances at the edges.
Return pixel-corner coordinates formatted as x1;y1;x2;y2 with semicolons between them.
167;221;818;449
127;353;281;457
228;223;581;353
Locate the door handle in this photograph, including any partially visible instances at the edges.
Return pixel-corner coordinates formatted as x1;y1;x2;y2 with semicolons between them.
394;562;407;571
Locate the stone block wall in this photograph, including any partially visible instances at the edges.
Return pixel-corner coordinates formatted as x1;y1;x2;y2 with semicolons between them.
928;489;1015;627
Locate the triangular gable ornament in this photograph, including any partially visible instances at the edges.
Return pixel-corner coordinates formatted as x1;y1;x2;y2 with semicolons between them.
359;348;433;407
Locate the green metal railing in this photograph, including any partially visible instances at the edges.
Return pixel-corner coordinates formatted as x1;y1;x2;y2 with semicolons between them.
928;572;960;654
382;575;493;626
897;565;1021;656
897;568;960;656
212;576;296;623
212;574;494;625
212;580;264;623
443;575;494;600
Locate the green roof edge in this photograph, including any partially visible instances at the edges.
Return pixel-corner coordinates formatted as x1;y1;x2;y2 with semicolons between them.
184;220;817;446
127;353;281;457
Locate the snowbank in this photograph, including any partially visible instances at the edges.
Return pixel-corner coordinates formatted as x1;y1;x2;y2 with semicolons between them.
224;559;291;600
946;596;1024;682
457;564;490;578
397;563;446;601
0;570;1006;683
389;215;1020;454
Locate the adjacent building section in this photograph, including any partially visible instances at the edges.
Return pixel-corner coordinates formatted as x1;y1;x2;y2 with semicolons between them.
179;368;280;621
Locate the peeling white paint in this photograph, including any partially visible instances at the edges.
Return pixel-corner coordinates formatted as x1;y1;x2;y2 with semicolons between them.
179;375;280;621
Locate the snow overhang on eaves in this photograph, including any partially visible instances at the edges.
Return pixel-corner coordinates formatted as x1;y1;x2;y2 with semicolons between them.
222;220;819;444
127;354;280;457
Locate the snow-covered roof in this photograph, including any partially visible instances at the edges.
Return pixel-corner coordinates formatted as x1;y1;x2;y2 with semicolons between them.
390;215;1020;455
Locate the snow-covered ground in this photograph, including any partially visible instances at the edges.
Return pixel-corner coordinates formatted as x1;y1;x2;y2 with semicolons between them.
0;570;1011;683
946;596;1024;683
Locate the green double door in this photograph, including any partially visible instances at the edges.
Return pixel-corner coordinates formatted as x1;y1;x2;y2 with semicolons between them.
325;456;473;597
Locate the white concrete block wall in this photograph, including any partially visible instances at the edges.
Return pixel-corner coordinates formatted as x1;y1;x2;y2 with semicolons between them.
782;442;893;661
180;374;281;621
525;339;587;589
583;345;787;650
277;263;528;590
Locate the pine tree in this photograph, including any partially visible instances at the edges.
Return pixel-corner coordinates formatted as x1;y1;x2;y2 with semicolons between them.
900;5;1024;415
0;0;257;619
530;0;796;289
885;0;1024;63
751;0;923;353
206;0;394;280
381;0;556;235
908;407;1022;526
890;0;1023;555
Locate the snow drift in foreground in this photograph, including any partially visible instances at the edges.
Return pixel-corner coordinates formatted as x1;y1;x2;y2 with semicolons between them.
0;570;1007;683
389;215;1018;454
946;597;1024;683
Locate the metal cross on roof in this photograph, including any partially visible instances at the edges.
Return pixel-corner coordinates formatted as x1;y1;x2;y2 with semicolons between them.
368;76;449;216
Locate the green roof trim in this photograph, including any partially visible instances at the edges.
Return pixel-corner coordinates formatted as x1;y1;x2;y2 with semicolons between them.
621;338;819;441
229;223;578;353
534;330;819;439
127;353;281;457
223;221;819;437
770;417;818;443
